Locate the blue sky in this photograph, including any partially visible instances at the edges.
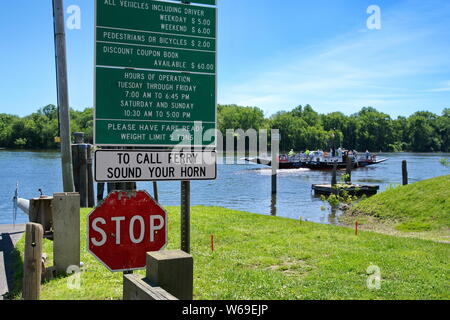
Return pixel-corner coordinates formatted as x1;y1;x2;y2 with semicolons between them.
0;0;449;118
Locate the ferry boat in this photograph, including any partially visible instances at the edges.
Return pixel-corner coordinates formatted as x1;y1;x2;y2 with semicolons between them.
245;149;388;170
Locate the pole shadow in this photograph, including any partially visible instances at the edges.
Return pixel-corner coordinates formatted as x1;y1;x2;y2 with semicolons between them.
0;231;25;299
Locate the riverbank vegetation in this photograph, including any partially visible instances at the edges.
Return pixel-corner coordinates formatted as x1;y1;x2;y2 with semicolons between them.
1;104;449;152
342;175;450;242
11;206;450;300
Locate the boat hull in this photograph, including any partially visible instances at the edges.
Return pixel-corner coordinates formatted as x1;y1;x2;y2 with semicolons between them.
245;157;388;170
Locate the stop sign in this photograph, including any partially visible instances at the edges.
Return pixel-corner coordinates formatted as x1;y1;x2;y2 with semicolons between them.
87;190;167;272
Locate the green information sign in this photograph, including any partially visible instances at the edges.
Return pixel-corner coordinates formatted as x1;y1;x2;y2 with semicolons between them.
95;120;216;146
174;0;216;6
97;0;216;38
95;0;217;147
96;67;215;122
97;27;216;51
97;42;215;73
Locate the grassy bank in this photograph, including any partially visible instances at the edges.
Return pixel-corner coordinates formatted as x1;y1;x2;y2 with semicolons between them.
342;175;450;242
11;206;450;300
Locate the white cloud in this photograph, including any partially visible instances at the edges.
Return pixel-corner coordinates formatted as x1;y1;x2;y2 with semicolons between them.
219;0;450;116
425;81;450;92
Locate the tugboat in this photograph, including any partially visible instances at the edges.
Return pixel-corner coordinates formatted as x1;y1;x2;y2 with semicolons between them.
245;148;388;170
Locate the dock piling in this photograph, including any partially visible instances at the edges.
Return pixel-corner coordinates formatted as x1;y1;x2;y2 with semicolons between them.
72;132;94;208
331;163;338;186
346;157;352;184
402;160;408;185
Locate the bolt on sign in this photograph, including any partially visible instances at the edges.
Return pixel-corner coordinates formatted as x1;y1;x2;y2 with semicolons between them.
94;0;217;147
87;191;167;271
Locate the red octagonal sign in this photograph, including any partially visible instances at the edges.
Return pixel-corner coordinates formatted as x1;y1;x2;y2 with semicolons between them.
87;190;167;272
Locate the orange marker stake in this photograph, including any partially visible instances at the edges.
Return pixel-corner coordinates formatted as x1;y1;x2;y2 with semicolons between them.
211;234;215;252
355;221;359;236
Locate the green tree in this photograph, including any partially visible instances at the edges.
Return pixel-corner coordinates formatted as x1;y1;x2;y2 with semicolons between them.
407;112;442;152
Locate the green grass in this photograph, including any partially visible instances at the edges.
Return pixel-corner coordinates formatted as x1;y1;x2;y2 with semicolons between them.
343;175;450;241
11;206;450;300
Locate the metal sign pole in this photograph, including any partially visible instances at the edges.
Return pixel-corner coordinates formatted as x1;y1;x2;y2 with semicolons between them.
181;181;191;253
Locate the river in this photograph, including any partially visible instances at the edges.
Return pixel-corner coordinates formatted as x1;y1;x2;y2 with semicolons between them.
0;150;448;225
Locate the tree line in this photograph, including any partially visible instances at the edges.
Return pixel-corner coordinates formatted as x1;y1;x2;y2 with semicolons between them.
0;105;92;149
0;104;449;152
219;104;449;152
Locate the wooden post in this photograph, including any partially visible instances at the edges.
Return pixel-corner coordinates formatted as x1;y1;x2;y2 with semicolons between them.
71;144;80;193
87;144;95;207
28;197;53;234
270;193;277;216
78;144;88;208
181;181;190;253
107;182;116;194
146;250;193;300
123;250;193;301
402;160;408;185
271;132;280;195
346;156;352;184
23;223;43;300
53;0;74;193
52;193;80;274
331;163;338;186
97;183;105;202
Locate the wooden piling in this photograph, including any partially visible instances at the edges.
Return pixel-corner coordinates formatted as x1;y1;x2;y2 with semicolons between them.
97;182;105;202
270;193;277;216
79;145;88;208
87;144;95;207
402;160;408;185
23;223;43;300
71;144;80;193
29;197;53;234
331;163;338;186
346;156;352;184
107;182;116;194
271;132;280;195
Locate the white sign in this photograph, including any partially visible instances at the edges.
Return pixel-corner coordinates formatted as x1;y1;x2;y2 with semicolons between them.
95;150;217;182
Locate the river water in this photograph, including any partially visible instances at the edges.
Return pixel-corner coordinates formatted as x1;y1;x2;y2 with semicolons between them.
0;150;448;225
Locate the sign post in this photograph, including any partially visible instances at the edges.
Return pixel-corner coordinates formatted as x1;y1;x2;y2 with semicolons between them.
181;181;190;253
92;0;217;271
